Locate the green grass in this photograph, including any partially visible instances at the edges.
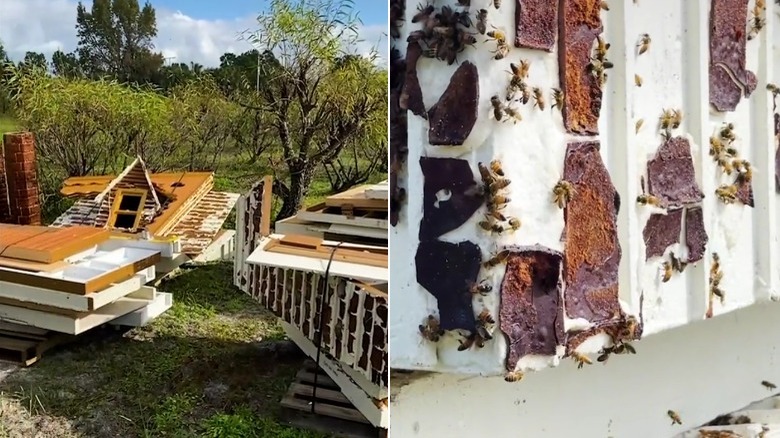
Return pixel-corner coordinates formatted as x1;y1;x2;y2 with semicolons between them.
0;263;329;438
0;115;18;139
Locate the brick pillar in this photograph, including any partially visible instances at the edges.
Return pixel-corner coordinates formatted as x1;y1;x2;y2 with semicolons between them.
0;142;9;223
3;132;41;225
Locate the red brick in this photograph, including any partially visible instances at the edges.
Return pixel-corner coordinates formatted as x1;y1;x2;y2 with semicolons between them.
3;132;40;226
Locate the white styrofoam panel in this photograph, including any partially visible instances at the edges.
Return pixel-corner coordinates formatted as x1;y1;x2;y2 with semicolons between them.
109;291;172;327
391;0;777;377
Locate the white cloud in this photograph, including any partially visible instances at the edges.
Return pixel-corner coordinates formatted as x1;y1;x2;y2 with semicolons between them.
0;0;388;67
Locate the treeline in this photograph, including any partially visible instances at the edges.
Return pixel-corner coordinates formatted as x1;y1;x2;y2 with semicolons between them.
0;0;388;221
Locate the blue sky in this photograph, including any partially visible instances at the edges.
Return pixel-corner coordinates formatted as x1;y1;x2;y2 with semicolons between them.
0;0;388;66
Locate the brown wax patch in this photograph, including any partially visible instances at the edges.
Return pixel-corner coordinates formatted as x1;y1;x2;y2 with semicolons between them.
415;240;481;332
562;141;622;322
558;0;603;134
642;209;683;260
400;42;426;118
647;136;704;208
685;206;707;263
499;246;564;371
427;61;479;146
735;178;754;207
419;157;485;240
709;0;756;112
514;0;559;51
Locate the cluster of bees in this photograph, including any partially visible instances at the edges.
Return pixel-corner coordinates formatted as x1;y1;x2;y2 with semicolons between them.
570;316;640;369
660;251;688;283
476;160;520;234
409;4;475;65
710;122;752;204
658;107;683;140
552;180;575;209
709;252;725;305
589;36;614;88
489;59;566;125
747;0;766;41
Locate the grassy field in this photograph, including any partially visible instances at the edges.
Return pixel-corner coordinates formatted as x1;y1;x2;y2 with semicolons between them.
0;115;355;437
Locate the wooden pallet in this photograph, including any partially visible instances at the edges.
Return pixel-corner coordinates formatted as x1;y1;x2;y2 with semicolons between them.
0;323;75;366
281;361;383;438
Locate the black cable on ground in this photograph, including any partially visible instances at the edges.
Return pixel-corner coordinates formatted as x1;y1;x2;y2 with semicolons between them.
311;242;343;414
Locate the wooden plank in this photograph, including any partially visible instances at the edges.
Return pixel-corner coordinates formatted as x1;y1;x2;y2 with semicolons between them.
280;235;323;249
325;185;387;211
264;243;388;268
289;382;352;405
0;226;109;264
281;395;369;424
260;175;273;237
297;370;340;389
297;205;388;230
0;258;70;273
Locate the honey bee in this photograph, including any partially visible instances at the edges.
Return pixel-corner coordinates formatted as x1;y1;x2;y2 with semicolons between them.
597;347;613;363
490;159;505;177
571;352;592;369
468;279;493;295
490;95;505;121
659;108;675;132
489;177;511;192
493;0;501;9
637;33;651;55
620;343;637;354
715;184;738;203
717;156;734;175
551;88;564;111
483;249;511;268
711;252;721;272
411;4;435;24
711;285;725;304
552;180;575;209
600;1;609;11
737;161;753;183
587;59;611;87
667;410;682;425
671;109;683;129
635;74;643;87
594;36;610;61
492;41;510;60
636;193;662;207
711;269;723;287
720;123;736;141
532;87;545;110
635;118;644;134
457;333;476;351
488;209;507;222
510;59;531;80
504;370;524;382
709;136;726;157
477;309;496;325
661;261;673;282
488;194;510;210
748;15;766;41
762;380;777;390
518;83;531;104
478;162;495;184
487;26;507;43
503;105;523;124
768;83;780;96
476;9;488;34
670;252;687;273
508;217;521;231
419;315;445;342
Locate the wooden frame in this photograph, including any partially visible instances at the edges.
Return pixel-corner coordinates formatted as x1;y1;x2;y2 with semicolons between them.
109;188;148;231
263;236;388;268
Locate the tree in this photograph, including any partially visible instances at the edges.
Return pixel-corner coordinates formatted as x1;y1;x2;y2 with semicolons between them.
18;52;48;72
51;50;83;78
75;0;163;83
242;0;387;221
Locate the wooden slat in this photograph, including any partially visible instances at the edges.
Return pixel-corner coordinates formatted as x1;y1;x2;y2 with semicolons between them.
263;240;388;268
325;185;388;211
0;258;70;273
0;225;109;264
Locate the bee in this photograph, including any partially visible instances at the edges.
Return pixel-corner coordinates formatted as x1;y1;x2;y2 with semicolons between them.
661;261;673;282
489;209;507;222
553;180;576;209
476;9;488;35
634;73;643;87
709;136;726;157
477;309;496;326
478;162;495;184
532;87;545;110
479;219;494;232
518;83;531;104
635;118;644;134
717;156;734;175
720;123;736;141
600;1;609;11
597;347;613;363
490;95;505;121
637;33;651;55
667;410;682;425
737;161;753;183
636;193;662;207
508;217;521;231
711;252;721;273
489;177;511;192
761;380;777;390
715;184;738;204
659;108;675;132
457;333;476;351
594;36;610;61
711;285;725;304
551;88;564;111
504;370;524;382
571;352;592;369
492;41;510;60
492;0;501;9
510;59;531;80
419;315;445;342
490;159;505;177
487;26;507;44
468;279;493;295
411;4;435;24
671;109;683;129
748;16;766;40
711;269;723;287
621;343;637;354
483;249;511;268
488;194;510;210
768;83;780;96
503;105;523;124
670;252;687;273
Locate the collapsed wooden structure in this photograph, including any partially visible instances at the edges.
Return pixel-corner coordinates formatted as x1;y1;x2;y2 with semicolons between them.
234;177;388;430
